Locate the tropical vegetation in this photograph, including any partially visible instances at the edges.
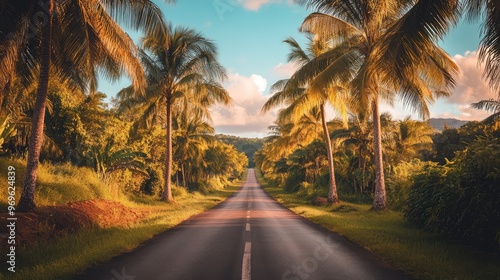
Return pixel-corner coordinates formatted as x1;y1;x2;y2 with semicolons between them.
0;0;498;278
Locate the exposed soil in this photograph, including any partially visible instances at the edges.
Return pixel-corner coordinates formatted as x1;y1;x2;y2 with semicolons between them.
0;200;152;250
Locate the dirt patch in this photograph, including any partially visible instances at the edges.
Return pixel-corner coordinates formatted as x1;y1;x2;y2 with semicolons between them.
0;200;152;250
68;200;151;228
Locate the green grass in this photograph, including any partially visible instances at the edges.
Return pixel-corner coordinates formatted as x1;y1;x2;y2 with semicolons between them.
0;158;245;280
257;171;500;280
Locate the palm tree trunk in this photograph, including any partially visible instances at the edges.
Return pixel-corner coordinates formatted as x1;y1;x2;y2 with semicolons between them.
371;97;386;210
320;104;339;204
163;96;174;202
181;163;186;187
17;0;54;212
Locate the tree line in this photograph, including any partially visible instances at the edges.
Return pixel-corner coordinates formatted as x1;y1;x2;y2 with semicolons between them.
258;0;499;211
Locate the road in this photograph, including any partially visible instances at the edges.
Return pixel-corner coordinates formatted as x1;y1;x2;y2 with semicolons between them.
76;169;413;280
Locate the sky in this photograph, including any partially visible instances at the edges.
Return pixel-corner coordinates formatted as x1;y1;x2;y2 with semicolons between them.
98;0;496;137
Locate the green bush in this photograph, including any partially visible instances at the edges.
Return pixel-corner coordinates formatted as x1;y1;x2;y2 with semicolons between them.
197;176;228;194
386;159;430;211
283;171;304;193
140;165;164;196
171;185;188;197
405;163;449;229
312;173;329;197
405;135;500;249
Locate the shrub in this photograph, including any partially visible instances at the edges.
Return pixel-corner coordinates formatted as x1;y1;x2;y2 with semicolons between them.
171;185;188;197
198;176;228;194
405;163;449;229
405;135;500;249
283;171;304;193
140;165;164;196
386;159;430;211
312;173;329;197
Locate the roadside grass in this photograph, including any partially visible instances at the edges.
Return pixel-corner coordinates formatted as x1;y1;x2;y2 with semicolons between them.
1;181;242;280
0;158;112;209
257;171;500;280
0;157;245;280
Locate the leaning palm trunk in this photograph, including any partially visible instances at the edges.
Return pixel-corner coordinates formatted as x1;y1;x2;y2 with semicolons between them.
371;97;386;210
17;0;54;212
163;96;174;202
320;104;339;204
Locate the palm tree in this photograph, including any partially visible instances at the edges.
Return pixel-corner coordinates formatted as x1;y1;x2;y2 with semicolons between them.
0;0;168;212
471;99;500;124
262;36;349;203
296;0;459;210
86;141;148;183
330;115;372;193
118;24;230;202
393;117;434;163
173;108;214;188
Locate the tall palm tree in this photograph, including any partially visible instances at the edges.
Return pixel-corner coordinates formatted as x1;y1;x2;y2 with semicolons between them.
296;0;459;210
0;0;168;212
118;24;230;202
262;36;349;203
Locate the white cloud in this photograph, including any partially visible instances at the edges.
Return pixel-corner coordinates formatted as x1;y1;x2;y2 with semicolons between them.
273;62;300;78
250;74;267;92
448;51;494;105
210;73;278;135
430;51;496;121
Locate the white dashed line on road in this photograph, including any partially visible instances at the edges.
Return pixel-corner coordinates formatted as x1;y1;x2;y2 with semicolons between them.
241;242;252;280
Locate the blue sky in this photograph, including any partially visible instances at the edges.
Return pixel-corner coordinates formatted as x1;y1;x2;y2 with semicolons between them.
99;0;494;137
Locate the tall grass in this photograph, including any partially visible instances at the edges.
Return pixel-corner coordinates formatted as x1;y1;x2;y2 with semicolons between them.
0;158;111;209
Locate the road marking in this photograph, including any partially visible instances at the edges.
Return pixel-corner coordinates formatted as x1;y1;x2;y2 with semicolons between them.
246;223;250;231
242;242;251;280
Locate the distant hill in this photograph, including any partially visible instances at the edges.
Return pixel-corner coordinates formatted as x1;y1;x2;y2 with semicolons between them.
215;134;264;168
429;118;469;131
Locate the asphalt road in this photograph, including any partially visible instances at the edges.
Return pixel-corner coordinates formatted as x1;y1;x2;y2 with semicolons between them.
76;169;413;280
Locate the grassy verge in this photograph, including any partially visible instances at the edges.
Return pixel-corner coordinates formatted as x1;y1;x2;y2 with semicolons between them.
0;160;245;280
0;158;112;209
256;171;500;280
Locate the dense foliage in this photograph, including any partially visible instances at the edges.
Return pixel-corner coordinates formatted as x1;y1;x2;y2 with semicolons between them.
1;79;247;200
215;134;263;168
406;134;500;249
